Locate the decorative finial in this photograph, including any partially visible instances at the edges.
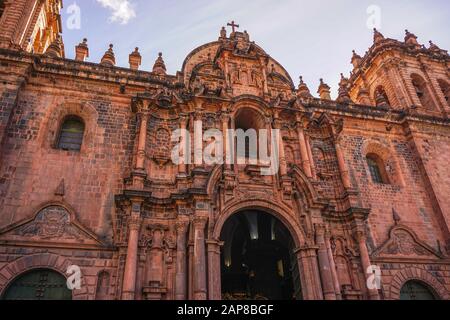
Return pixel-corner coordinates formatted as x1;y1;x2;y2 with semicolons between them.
220;26;227;39
129;47;141;70
392;208;401;225
100;43;116;67
153;52;167;75
299;76;304;84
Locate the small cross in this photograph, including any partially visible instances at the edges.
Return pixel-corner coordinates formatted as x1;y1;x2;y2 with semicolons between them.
227;20;240;33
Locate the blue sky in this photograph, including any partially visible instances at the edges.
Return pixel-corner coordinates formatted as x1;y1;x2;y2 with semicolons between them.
61;0;450;97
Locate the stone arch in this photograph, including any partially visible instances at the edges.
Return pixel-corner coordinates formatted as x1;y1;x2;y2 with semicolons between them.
213;198;306;248
370;80;398;108
95;270;112;300
290;165;323;208
0;253;89;300
386;267;449;300
410;73;438;110
373;85;391;107
437;79;449;106
361;139;404;186
38;100;101;154
231;98;269;125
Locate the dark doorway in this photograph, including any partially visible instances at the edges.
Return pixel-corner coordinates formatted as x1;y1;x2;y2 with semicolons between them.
400;280;437;300
220;210;301;300
2;269;72;300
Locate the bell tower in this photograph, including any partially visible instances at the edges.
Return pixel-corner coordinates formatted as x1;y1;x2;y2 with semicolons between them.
348;29;450;117
0;0;64;56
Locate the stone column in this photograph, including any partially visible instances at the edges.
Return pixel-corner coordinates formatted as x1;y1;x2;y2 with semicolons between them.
296;246;323;300
178;114;189;175
122;206;142;300
334;139;351;190
273;116;287;176
325;232;342;300
315;225;337;300
221;112;232;170
188;241;194;300
207;240;223;300
259;56;269;95
136;102;149;171
305;136;317;180
193;216;208;300
175;220;189;300
295;116;312;178
355;231;380;300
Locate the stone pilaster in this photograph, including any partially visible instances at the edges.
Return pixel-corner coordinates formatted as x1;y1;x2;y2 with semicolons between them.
175;220;189;300
295;115;313;178
193;215;208;300
315;225;337;300
354;230;380;300
122;204;142;300
207;239;223;300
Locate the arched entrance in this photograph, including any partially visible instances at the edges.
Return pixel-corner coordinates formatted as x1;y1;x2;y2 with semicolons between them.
400;280;438;301
2;269;72;300
220;210;302;300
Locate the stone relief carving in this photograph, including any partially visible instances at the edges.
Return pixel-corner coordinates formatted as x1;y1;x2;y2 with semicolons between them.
372;226;441;258
13;206;85;240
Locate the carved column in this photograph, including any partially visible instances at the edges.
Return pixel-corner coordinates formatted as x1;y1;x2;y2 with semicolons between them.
193;216;208;300
334;138;351;190
325;232;342;300
178;114;189;175
315;225;337;300
296;246;323;300
273;116;287;176
259;56;269;95
355;230;380;300
305;135;317;179
188;241;194;300
295;116;312;178
175;220;189;300
122;205;142;300
143;227;166;300
221;112;232;170
207;239;223;300
136;102;149;170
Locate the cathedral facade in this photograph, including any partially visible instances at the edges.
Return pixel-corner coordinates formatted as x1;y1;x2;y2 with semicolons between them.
0;0;450;300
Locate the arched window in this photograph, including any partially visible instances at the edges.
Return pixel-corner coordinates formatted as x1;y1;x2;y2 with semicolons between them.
400;281;437;300
411;74;435;109
57;116;85;151
438;79;449;104
95;271;110;300
366;153;389;184
374;86;390;107
2;269;72;300
234;108;265;164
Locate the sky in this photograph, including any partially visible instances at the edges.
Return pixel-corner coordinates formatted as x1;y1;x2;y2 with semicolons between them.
61;0;450;98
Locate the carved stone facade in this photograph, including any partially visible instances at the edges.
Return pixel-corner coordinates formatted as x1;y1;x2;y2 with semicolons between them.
0;1;450;300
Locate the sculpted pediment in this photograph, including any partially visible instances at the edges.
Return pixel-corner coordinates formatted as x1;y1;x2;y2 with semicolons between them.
372;226;442;259
0;205;103;246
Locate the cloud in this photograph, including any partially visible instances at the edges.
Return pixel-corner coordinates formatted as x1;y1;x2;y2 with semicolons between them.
96;0;136;24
